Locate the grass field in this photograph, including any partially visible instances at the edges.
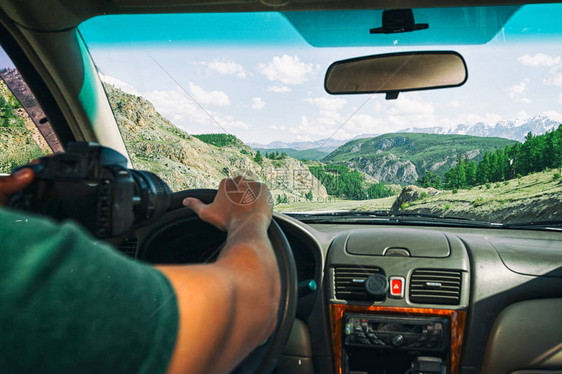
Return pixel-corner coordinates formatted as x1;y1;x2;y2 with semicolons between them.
276;169;562;223
276;196;395;213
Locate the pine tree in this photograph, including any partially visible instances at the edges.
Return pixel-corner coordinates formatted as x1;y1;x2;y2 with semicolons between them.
417;171;441;189
254;150;263;164
442;124;562;185
466;161;477;186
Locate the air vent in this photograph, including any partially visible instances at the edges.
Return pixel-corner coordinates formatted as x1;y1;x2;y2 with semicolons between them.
334;266;383;301
118;237;138;258
409;269;462;305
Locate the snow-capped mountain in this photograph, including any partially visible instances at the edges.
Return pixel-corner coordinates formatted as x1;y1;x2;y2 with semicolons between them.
252;115;560;151
248;138;346;152
398;114;559;142
248;134;379;152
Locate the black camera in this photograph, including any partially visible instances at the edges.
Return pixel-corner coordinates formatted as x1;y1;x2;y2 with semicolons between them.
8;142;171;238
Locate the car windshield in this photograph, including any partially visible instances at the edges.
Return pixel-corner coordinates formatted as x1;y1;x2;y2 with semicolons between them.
79;4;562;225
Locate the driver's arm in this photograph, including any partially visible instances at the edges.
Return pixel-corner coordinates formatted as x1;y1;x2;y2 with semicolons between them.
0;171;280;374
157;177;281;374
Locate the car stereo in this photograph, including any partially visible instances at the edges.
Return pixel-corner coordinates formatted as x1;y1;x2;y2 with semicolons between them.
344;314;449;351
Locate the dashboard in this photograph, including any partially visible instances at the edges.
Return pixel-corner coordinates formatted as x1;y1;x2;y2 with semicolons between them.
109;208;562;374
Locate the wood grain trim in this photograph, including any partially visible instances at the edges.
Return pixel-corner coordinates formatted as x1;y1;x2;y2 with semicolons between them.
330;304;467;374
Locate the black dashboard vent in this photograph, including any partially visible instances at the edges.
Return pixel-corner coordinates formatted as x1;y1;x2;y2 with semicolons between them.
118;236;138;258
409;269;462;305
334;266;383;301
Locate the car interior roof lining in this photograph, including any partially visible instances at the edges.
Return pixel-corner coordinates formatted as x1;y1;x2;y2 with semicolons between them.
0;0;561;32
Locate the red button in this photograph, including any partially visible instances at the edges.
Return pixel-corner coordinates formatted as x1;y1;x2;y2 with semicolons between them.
389;277;404;298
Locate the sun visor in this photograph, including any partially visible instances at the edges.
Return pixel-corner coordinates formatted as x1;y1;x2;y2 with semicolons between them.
283;6;520;47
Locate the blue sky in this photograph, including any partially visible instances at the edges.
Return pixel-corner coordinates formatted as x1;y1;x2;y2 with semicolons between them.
80;6;562;144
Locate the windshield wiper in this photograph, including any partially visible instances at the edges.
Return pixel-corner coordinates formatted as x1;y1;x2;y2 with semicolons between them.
390;212;475;221
286;211;501;228
503;220;562;231
287;212;562;231
288;210;473;220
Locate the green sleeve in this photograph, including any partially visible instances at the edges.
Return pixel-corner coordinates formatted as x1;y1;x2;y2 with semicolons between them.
0;208;179;374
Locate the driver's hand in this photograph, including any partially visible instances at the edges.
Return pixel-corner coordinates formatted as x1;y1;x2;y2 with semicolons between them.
183;176;272;232
0;168;34;206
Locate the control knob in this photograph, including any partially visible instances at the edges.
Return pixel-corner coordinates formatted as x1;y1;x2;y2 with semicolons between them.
391;334;404;347
365;273;389;300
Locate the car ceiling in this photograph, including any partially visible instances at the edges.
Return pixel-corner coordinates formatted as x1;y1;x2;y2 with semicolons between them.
1;0;560;32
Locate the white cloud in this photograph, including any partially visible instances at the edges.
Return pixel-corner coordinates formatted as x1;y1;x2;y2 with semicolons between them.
289;115;341;140
257;55;319;85
188;83;231;107
518;53;561;67
319;109;343;121
544;65;562;87
143;88;250;132
507;80;532;103
268;125;287;130
287;95;449;140
559;93;562;105
344;114;387;136
211;112;251;129
516;111;529;119
294;134;312;142
267;85;292;93
287;112;388;141
448;100;460;108
99;73;139;95
287;97;350;139
304;97;347;111
206;59;247;78
385;96;437;129
447;112;503;127
387;96;434;117
144;88;209;125
508;81;526;97
518;54;562;87
251;97;265;110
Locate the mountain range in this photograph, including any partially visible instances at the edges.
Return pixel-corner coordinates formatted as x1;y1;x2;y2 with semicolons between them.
398;114;559;142
248;138;348;153
251;115;558;153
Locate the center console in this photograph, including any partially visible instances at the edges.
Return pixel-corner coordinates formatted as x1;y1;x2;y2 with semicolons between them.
326;228;470;374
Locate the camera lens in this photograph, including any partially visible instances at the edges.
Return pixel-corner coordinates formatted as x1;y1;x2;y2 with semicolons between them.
130;170;172;225
8;143;175;238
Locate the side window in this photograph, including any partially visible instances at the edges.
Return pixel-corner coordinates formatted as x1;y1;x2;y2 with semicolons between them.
0;45;62;173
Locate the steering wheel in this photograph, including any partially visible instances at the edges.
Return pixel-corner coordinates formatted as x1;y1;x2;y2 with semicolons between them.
170;189;298;374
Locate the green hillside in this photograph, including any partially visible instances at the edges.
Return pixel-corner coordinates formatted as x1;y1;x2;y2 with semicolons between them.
323;133;518;184
255;147;328;160
0;79;46;173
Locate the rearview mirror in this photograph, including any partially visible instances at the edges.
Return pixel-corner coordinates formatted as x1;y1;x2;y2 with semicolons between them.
325;51;467;100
